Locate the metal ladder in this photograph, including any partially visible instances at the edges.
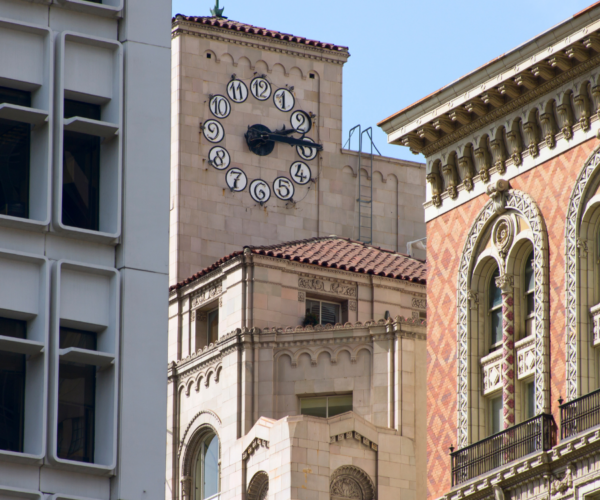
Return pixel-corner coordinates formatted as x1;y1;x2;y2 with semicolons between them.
344;125;381;244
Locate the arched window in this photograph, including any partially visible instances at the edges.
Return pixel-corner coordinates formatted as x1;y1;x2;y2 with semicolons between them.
489;268;503;352
194;432;219;500
524;252;535;338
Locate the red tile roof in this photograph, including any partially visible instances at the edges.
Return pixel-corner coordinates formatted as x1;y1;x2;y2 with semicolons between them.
172;15;349;53
169;237;426;291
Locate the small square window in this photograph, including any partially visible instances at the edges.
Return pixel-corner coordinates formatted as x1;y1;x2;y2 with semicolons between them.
300;395;352;418
306;299;340;326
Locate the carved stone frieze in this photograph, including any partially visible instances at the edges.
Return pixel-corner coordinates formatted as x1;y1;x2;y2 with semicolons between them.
591;303;600;347
191;281;223;309
298;277;357;297
412;297;427;310
481;350;502;395
242;438;269;461
330;465;375;500
330;431;378;451
516;336;536;379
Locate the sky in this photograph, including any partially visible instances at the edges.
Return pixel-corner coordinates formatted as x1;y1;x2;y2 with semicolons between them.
172;0;595;162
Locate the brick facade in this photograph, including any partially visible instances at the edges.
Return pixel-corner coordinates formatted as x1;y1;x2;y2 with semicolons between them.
425;138;599;499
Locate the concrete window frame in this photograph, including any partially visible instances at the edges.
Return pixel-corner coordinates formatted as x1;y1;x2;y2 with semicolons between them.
0;18;53;232
48;259;120;473
53;0;124;19
0;249;49;465
54;32;122;243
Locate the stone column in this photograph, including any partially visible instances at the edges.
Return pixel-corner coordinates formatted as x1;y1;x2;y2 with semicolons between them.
496;273;515;429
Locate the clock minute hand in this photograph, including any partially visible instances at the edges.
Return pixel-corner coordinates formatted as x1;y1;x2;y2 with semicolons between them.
265;130;323;150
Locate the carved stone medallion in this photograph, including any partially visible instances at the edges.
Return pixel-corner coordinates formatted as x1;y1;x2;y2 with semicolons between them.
330;466;375;500
492;215;514;259
248;471;269;500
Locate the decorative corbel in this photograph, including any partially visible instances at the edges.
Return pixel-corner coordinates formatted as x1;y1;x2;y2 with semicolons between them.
577;238;589;257
458;153;475;191
550;464;575;496
432;116;454;134
441;158;459;199
481;89;504;108
417;125;439;142
426;171;443;208
495;273;514;294
474;145;492;183
591;85;600;120
531;62;554;81
583;34;600;52
556;96;575;140
566;44;589;63
506;126;524;166
498;81;520;99
548;53;572;72
467;290;479;310
523;119;540;157
490;135;507;174
574;86;591;132
449;108;471;125
515;73;538;90
465;98;488;117
540;112;558;149
401;133;423;155
486;179;510;215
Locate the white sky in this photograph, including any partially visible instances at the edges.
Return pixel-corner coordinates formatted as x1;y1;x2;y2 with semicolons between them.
172;0;595;162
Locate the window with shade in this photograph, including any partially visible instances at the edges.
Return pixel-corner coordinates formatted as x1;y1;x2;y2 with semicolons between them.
300;395;352;418
524;252;535;337
305;299;340;326
489;268;503;352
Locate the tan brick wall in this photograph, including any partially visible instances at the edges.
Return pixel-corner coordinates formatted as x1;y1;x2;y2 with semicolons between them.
425;138;599;500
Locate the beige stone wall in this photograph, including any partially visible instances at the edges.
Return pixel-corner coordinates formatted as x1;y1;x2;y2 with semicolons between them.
170;22;426;286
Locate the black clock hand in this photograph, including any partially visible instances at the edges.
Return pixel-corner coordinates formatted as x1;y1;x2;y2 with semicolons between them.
246;124;323;152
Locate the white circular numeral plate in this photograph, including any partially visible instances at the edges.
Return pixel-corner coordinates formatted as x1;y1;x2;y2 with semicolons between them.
209;95;231;119
249;179;271;203
225;168;247;192
296;137;317;161
208;146;230;170
250;77;272;101
203;119;225;143
290;110;311;133
226;79;248;103
289;161;311;185
273;88;295;112
273;177;295;200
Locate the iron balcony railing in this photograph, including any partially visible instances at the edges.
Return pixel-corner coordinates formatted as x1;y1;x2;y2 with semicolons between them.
450;414;556;486
560;387;600;440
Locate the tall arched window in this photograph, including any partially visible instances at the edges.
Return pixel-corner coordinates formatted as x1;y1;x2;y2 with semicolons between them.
489;268;503;352
195;432;219;500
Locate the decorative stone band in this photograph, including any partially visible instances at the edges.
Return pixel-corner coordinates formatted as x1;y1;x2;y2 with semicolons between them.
516;336;535;379
242;437;269;461
330;431;378;451
501;290;515;429
591;303;600;347
481;350;502;396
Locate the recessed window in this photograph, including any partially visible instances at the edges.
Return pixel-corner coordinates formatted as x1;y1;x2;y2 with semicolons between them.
309;73;315;79
490;395;502;435
0;317;26;453
206;53;211;59
306;299;340;325
300;395;352;418
489;269;503;351
62;100;101;231
0;87;31;219
207;309;218;345
524;252;535;337
195;432;219;500
524;380;535;420
57;326;97;463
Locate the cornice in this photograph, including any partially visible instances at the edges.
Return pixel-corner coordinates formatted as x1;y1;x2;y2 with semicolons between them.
172;22;349;65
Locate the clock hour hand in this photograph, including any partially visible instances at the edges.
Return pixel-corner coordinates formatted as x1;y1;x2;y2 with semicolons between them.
245;124;323;157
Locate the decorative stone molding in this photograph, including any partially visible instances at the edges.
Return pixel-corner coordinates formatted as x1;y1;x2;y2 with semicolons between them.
550;465;574;496
247;471;268;500
330;431;378;451
481;350;502;395
298;277;357;297
468;290;479;310
242;438;269;460
330;466;376;500
492;216;515;260
486;179;510;215
178;410;222;457
412;297;427;309
456;189;549;448
565;146;600;401
516;336;536;379
191;281;223;309
427;170;444;207
349;300;357;311
495;273;514;294
591;303;600;347
298;291;306;302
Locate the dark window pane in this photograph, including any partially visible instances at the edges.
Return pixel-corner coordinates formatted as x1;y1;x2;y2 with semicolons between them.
0;317;26;339
491;396;502;435
0;87;31;107
57;361;95;463
489;269;502;309
321;302;340;325
525;252;534;292
60;327;97;351
64;100;101;121
0;115;30;219
526;382;535;419
62;130;100;231
0;350;25;452
207;309;218;345
306;300;319;318
491;309;503;346
300;398;327;418
526;292;535;317
328;395;352;417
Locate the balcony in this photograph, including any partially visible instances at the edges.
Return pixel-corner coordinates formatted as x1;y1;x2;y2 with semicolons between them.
450;414;557;486
560;387;600;440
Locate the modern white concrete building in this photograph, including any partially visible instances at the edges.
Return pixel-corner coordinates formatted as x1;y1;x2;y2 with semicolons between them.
0;0;170;499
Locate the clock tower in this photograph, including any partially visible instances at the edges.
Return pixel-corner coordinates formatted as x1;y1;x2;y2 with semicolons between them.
170;14;426;285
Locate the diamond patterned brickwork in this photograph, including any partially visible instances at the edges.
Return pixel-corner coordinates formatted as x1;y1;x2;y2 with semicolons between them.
425;138;598;500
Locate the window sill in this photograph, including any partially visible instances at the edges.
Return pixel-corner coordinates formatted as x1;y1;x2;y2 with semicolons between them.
0;103;48;126
59;347;114;367
64;116;118;138
46;454;116;475
53;0;123;19
52;221;120;244
0;449;44;466
0;336;44;355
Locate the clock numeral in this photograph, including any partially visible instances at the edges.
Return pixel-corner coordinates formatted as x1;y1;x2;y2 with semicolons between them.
249;179;271;203
250;77;272;101
273;177;295;200
203;119;225;143
296;137;317;161
290;161;311;185
291;110;311;133
226;168;247;192
227;79;248;103
209;95;231;119
274;88;295;112
208;146;231;170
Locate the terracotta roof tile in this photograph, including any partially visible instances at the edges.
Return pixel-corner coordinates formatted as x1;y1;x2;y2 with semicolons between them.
172;15;348;52
169;237;426;291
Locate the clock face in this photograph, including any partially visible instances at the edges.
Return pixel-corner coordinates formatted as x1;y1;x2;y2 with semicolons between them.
203;74;322;205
